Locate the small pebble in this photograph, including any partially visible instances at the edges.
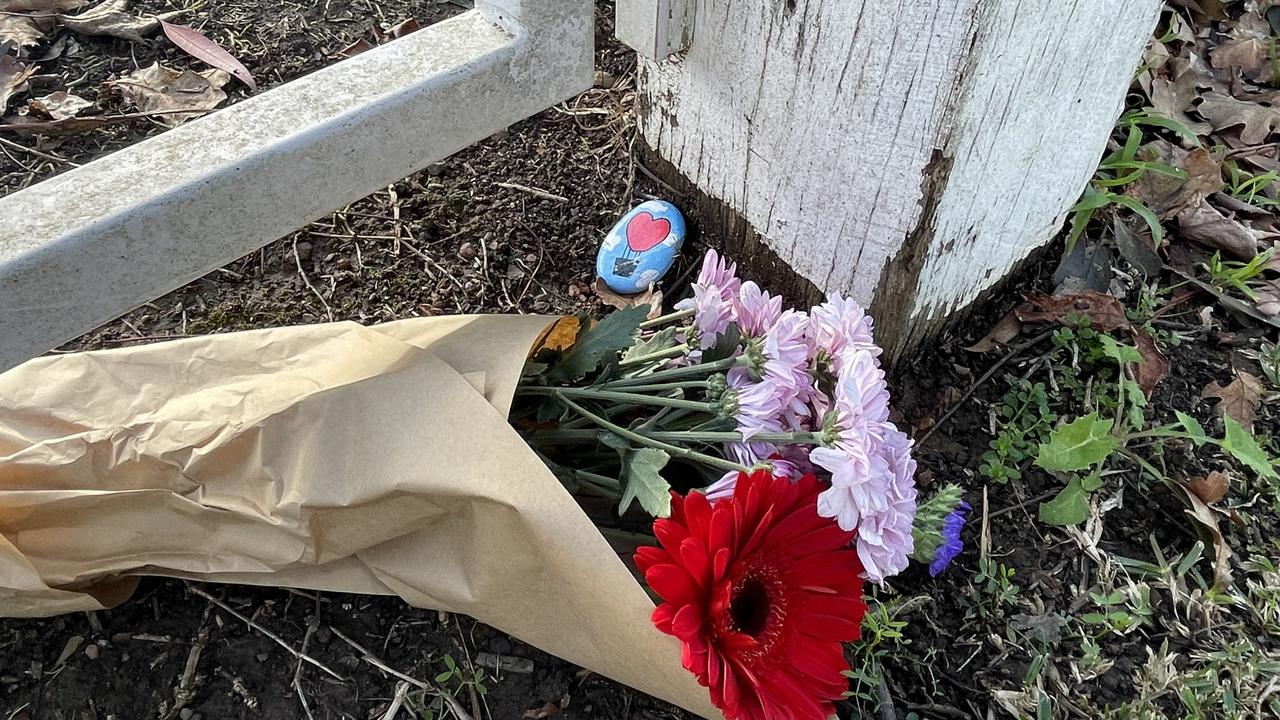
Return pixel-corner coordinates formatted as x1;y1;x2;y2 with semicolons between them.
337;257;353;271
427;163;446;177
295;241;313;262
83;645;99;660
458;242;477;260
255;653;269;662
179;709;194;720
315;627;333;645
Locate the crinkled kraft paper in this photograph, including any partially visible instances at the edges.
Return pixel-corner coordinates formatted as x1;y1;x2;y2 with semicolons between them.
0;316;717;718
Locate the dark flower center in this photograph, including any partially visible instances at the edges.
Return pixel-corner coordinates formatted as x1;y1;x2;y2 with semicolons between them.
729;578;771;637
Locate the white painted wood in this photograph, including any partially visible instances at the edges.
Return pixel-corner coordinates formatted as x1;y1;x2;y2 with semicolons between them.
0;0;592;374
616;0;694;60
636;0;1162;350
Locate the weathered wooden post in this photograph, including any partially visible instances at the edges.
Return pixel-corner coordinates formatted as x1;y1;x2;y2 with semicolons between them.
618;0;1163;357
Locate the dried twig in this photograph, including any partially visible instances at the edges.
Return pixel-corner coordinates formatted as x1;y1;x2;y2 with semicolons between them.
329;626;474;720
293;237;334;321
160;623;209;720
186;584;346;681
0;136;80;167
293;620;318;720
379;681;412;720
495;181;569;203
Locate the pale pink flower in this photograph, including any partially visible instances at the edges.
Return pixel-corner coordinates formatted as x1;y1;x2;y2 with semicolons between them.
723;372;785;466
812;446;889;532
824;348;890;454
734;281;783;338
675;249;740;350
857;425;918;584
759;310;815;418
808;295;880;369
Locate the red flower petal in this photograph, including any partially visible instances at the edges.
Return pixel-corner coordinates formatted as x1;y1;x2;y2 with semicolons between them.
635;470;867;720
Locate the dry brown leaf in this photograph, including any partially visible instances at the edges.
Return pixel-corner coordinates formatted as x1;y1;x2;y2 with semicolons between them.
1197;92;1280;145
1016;291;1130;331
110;62;228;126
1255;278;1280;316
59;0;179;43
1211;38;1272;83
159;21;255;91
1129;144;1221;218
27;89;91;119
1188;470;1231;505
334;17;420;58
593;277;663;320
1130;329;1170;397
1175;481;1233;586
1176;196;1261;260
1147;58;1217;137
964;310;1022;352
0;14;47;49
1202;370;1263;429
0;53;35;111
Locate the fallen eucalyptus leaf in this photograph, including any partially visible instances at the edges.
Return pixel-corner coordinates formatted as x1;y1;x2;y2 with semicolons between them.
110;62;228;126
159;21;255;91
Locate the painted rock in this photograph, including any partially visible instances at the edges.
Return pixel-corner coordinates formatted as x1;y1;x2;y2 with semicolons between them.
597;200;686;294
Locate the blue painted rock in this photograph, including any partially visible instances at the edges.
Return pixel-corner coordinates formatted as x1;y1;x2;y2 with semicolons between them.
597;200;686;294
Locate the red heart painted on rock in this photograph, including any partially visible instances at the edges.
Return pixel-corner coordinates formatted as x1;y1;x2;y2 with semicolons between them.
625;212;672;252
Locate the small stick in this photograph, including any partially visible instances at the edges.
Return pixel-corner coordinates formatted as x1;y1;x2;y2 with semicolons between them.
160;624;209;720
329;627;475;720
293;621;318;720
916;329;1054;448
495;182;569;203
0;135;79;166
293;237;334;322
379;681;412;720
187;585;346;681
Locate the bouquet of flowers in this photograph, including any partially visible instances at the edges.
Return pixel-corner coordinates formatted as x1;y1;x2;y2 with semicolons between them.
513;251;966;720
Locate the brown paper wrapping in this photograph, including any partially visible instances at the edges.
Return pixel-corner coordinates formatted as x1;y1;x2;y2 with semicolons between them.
0;316;718;718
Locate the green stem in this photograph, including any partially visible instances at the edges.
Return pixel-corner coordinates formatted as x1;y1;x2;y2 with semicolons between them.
604;357;742;389
619;345;687;367
614;380;709;393
528;427;820;446
521;386;717;413
639;308;694;329
554;393;748;473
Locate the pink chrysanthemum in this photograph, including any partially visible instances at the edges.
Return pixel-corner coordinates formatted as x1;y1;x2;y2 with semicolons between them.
856;425;918;584
824;348;890;454
811;446;888;533
734;281;783;338
722;372;785;466
808;295;880;371
676;249;741;351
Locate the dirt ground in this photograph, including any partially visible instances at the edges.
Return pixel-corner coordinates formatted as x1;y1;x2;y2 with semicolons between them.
3;1;1279;719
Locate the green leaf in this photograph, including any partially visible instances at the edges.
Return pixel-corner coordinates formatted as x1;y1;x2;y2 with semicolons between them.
1175;411;1208;446
1222;416;1279;480
622;326;677;363
1099;335;1143;365
1111;194;1163;247
618;448;672;518
1081;470;1104;492
1036;413;1118;472
548;305;650;381
1039;477;1091;526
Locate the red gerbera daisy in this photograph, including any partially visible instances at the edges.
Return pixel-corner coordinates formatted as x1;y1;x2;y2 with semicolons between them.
635;469;868;720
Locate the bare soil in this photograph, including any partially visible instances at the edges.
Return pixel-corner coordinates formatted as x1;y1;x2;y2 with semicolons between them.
3;1;1278;719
